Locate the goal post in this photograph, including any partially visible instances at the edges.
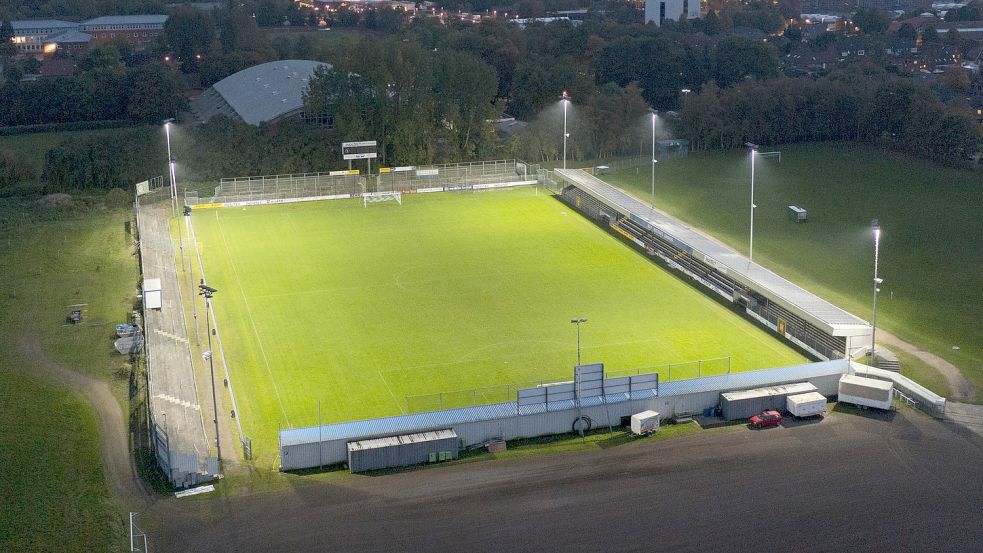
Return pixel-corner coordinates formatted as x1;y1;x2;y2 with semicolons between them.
363;191;402;207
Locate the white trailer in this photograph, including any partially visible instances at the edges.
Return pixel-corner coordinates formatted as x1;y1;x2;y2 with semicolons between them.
143;278;162;310
630;410;660;435
786;392;827;418
838;374;893;411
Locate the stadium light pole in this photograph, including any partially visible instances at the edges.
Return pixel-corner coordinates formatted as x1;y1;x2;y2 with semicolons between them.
199;282;221;465
744;142;780;262
164;119;177;217
561;91;571;169
164;119;187;274
571;317;587;439
650;109;658;209
870;219;882;365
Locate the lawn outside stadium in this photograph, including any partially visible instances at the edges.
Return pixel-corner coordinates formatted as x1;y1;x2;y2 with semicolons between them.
138;157;944;477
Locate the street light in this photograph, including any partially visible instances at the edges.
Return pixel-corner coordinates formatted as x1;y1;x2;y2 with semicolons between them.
561;91;571;169
870;219;882;365
571;317;587;438
199;281;222;465
650;109;658;209
744;142;780;262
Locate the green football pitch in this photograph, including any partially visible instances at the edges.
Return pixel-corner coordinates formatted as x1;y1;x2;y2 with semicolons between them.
192;187;805;457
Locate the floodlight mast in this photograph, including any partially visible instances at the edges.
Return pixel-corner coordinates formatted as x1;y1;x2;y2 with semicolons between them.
870;219;882;365
199;281;221;465
744;142;780;262
650;110;658;209
571;317;588;439
561;91;571;169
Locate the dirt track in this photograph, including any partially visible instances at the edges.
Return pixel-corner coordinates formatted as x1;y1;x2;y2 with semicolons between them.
17;334;155;507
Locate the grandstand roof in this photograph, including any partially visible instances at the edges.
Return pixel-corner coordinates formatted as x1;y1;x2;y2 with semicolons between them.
192;60;331;126
554;169;871;336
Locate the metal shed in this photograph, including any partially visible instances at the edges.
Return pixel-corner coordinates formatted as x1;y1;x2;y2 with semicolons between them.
347;429;459;473
720;382;817;420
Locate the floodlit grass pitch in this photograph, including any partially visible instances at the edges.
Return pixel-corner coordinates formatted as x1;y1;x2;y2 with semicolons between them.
193;187;805;456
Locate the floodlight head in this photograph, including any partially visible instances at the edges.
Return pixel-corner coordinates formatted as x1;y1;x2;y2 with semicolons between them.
871;218;879;230
874;277;884;284
570;317;588;324
745;142;759;151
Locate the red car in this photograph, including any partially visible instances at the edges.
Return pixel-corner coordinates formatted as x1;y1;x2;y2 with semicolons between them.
749;410;783;429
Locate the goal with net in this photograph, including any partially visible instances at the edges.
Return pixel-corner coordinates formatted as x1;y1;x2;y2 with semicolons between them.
363;191;402;207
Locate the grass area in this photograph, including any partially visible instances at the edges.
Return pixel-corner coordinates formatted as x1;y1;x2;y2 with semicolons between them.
0;127;140;176
604;143;982;397
0;209;139;552
0;371;122;551
192;186;805;465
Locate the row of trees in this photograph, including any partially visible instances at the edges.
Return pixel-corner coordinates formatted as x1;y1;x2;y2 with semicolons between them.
677;69;981;166
0;45;185;126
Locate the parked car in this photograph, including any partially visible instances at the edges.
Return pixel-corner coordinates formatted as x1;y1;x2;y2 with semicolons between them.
749;410;783;429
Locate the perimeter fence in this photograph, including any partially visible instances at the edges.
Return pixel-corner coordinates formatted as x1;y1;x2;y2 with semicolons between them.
404;356;731;414
184;160;536;206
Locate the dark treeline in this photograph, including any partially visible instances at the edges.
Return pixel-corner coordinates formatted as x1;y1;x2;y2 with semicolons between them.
0;45;186;125
0;0;165;19
1;0;979;196
679;69;981;166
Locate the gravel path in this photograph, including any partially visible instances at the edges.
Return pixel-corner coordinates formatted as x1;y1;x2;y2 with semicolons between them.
877;329;977;402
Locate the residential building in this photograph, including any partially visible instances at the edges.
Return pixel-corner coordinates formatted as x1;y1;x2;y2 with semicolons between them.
645;0;702;27
80;15;168;50
6;20;79;55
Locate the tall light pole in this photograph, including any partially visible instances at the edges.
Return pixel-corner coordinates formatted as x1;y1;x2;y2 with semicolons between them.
561;91;571;169
744;142;780;262
571;317;587;439
199;282;221;465
164;119;177;216
164;119;186;274
650;109;658;208
870;219;882;365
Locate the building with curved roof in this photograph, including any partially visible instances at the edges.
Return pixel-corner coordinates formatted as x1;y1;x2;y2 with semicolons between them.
190;60;331;126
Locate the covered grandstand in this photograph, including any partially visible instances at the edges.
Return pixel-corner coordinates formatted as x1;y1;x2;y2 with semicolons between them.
190;59;331;126
550;169;872;362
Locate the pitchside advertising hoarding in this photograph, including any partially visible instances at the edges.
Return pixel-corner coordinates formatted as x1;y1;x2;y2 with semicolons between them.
342;140;377;160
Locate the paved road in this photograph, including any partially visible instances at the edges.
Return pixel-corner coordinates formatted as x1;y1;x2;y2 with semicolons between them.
155;409;983;552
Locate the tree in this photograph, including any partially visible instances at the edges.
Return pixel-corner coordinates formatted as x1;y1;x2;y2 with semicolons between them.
712;36;781;87
921;26;939;42
164;5;215;72
896;23;917;41
942;65;971;93
852;8;888;34
0;19;17;57
126;63;187;123
945;3;980;22
945;27;961;45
